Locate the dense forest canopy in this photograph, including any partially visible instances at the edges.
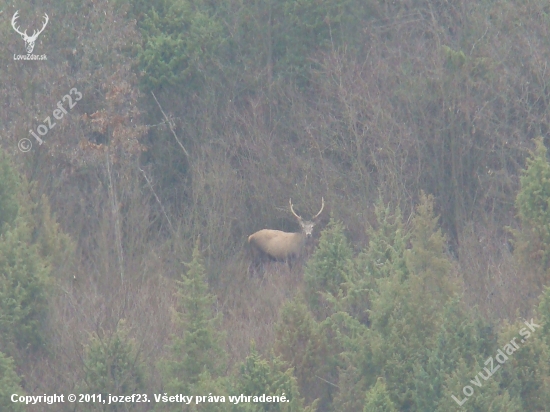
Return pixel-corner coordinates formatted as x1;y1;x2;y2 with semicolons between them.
1;0;550;410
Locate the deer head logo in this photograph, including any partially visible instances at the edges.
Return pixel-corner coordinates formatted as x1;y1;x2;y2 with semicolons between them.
12;11;49;54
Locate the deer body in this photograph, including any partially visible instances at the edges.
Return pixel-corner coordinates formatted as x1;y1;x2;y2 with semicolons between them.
248;229;307;262
248;198;324;270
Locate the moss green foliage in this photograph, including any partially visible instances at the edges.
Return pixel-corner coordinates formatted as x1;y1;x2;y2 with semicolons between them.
234;344;315;412
81;321;146;410
274;298;337;408
0;218;50;355
0;151;75;360
159;238;225;409
513;137;550;276
282;194;546;411
133;0;373;93
443;359;522;412
274;0;373;83
304;219;355;317
0;151;19;234
135;0;227;92
495;320;550;411
0;154;51;356
364;194;456;409
442;45;467;71
34;195;75;274
0;351;25;412
404;192;455;301
343;198;410;325
358;198;409;285
538;286;550;341
364;378;397;412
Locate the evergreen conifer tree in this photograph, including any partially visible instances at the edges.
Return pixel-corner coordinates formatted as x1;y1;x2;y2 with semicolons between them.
159;238;225;410
512;136;550;283
304;219;355;318
366;193;456;409
0;152;50;357
234;344;314;412
364;377;397;412
0;351;25;412
81;320;146;411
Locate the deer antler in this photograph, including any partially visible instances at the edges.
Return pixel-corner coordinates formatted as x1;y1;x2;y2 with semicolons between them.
11;11;48;41
11;11;25;37
312;197;324;220
289;199;303;221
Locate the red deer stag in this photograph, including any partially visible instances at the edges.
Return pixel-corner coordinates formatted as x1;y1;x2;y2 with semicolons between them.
248;198;324;272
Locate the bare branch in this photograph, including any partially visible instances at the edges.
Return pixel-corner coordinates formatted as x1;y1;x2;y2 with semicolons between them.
151;91;190;159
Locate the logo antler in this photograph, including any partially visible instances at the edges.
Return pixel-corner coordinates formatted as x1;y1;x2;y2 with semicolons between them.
12;11;49;54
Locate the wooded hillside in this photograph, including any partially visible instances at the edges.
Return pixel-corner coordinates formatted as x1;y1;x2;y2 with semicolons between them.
2;0;550;410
